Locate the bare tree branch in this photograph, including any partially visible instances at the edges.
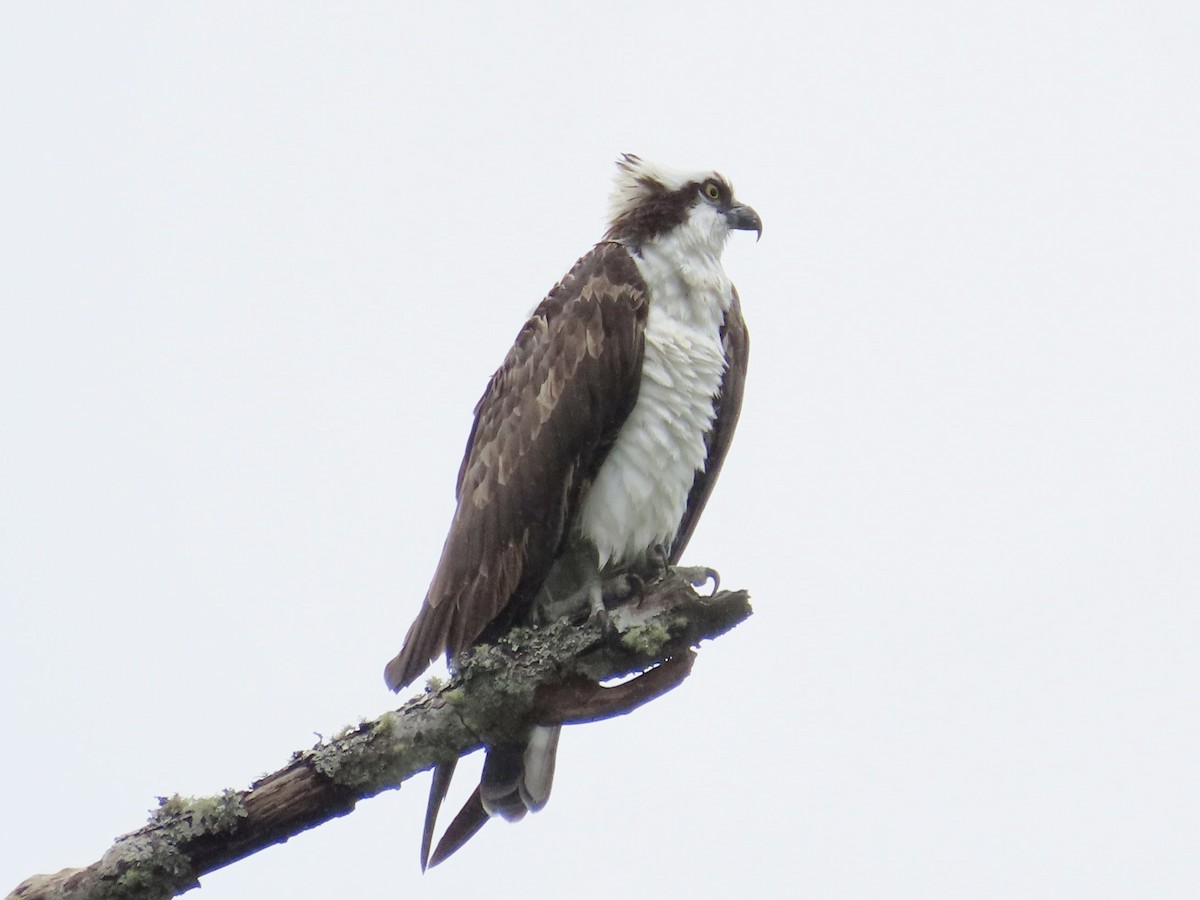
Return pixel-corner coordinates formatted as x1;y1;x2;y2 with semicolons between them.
8;575;751;900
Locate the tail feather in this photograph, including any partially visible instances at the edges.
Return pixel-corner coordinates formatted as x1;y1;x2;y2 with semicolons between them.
424;727;563;868
420;761;457;871
479;744;530;822
519;724;561;812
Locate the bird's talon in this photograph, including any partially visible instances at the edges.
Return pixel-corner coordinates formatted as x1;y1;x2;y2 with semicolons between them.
627;574;648;608
600;572;645;610
648;543;670;577
588;605;614;638
672;565;720;594
703;568;719;593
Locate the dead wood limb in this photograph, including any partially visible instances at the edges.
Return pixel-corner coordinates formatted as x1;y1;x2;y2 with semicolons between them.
7;575;751;900
533;650;697;725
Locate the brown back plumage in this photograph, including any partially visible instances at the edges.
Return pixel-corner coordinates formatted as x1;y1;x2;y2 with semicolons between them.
383;242;649;691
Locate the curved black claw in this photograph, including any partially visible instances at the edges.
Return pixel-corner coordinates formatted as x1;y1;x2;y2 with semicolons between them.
672;565;720;594
647;543;671;577
601;572;645;608
587;602;615;639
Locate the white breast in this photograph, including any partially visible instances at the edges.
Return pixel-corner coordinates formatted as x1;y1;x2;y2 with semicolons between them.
578;233;732;569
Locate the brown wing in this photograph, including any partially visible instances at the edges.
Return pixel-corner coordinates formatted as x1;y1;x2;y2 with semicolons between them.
385;243;648;691
668;285;749;564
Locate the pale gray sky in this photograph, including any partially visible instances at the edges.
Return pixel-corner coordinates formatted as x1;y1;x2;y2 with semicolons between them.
2;3;1197;898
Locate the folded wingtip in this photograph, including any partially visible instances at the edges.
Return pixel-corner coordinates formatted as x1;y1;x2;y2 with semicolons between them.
420;761;457;871
427;785;490;869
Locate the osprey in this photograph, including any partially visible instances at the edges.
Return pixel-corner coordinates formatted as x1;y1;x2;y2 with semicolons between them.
384;154;760;868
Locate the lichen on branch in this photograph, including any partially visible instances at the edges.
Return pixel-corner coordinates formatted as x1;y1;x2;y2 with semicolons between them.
7;575;751;900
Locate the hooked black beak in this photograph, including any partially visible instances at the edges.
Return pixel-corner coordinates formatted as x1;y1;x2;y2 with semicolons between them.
725;203;762;241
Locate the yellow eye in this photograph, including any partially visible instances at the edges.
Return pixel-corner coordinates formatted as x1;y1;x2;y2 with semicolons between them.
704;182;721;201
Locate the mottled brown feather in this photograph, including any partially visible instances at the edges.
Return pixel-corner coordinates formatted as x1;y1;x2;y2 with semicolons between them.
384;242;648;691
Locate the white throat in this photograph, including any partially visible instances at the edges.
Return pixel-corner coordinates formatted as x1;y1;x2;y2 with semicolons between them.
578;212;733;568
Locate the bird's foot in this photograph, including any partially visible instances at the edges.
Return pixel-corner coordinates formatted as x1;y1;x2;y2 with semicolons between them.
672;565;720;594
646;543;671;579
601;572;646;609
585;586;615;638
642;544;719;594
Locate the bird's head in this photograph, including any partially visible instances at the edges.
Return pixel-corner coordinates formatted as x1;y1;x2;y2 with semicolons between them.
605;153;762;252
